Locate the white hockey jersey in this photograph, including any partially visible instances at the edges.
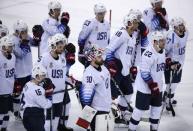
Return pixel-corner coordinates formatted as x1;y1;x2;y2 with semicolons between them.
106;27;137;76
40;52;67;103
40;17;63;55
78;18;110;49
0;52;16;95
135;46;165;94
20;81;52;109
143;8;169;32
165;30;188;67
80;65;112;112
11;35;32;78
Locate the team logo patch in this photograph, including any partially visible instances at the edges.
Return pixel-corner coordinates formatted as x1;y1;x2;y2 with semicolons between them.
49;62;53;68
3;63;7;68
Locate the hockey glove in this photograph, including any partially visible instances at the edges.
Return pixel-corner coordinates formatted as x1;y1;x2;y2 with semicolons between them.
106;61;118;77
147;81;160;96
65;43;76;66
78;45;87;65
65;43;76;53
41;78;55;99
66;53;75;66
165;57;172;70
61;12;70;25
13;80;22;96
32;25;44;46
75;81;82;91
130;66;138;81
155;8;169;30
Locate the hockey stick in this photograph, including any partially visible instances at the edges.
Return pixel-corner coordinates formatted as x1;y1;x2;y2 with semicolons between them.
158;70;176;129
167;70;176;116
50;99;53;131
109;9;112;27
111;78;149;122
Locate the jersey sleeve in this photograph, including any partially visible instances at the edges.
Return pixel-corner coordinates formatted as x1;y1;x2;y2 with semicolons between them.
34;87;52;109
143;9;154;31
105;29;124;62
79;70;95;107
165;32;174;57
140;50;154;83
78;20;93;46
42;19;62;36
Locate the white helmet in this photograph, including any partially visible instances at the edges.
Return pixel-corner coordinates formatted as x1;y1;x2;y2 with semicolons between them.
48;33;67;48
128;9;142;20
170;17;185;30
150;0;163;4
123;13;138;27
151;31;165;42
84;44;104;61
0;24;9;37
48;1;62;10
94;3;107;14
32;64;47;78
13;20;28;33
0;35;14;50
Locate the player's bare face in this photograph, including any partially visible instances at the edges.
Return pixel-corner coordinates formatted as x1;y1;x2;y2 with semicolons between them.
131;20;139;31
96;12;106;22
3;45;13;54
175;24;186;36
158;39;165;49
19;30;28;39
55;42;65;54
37;74;46;83
95;55;103;66
53;8;61;18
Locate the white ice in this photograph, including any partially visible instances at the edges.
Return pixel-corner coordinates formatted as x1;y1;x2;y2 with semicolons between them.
0;0;193;130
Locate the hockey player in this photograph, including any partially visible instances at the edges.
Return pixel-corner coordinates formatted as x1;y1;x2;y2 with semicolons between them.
105;13;139;123
11;20;33;119
0;24;9;38
0;36;16;131
39;33;71;131
128;9;149;54
143;0;169;32
57;42;75;131
40;1;71;55
21;64;54;131
78;44;112;131
78;3;110;67
164;17;188;108
128;31;166;131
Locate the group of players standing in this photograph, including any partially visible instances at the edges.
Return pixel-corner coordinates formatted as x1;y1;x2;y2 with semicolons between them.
0;0;188;131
